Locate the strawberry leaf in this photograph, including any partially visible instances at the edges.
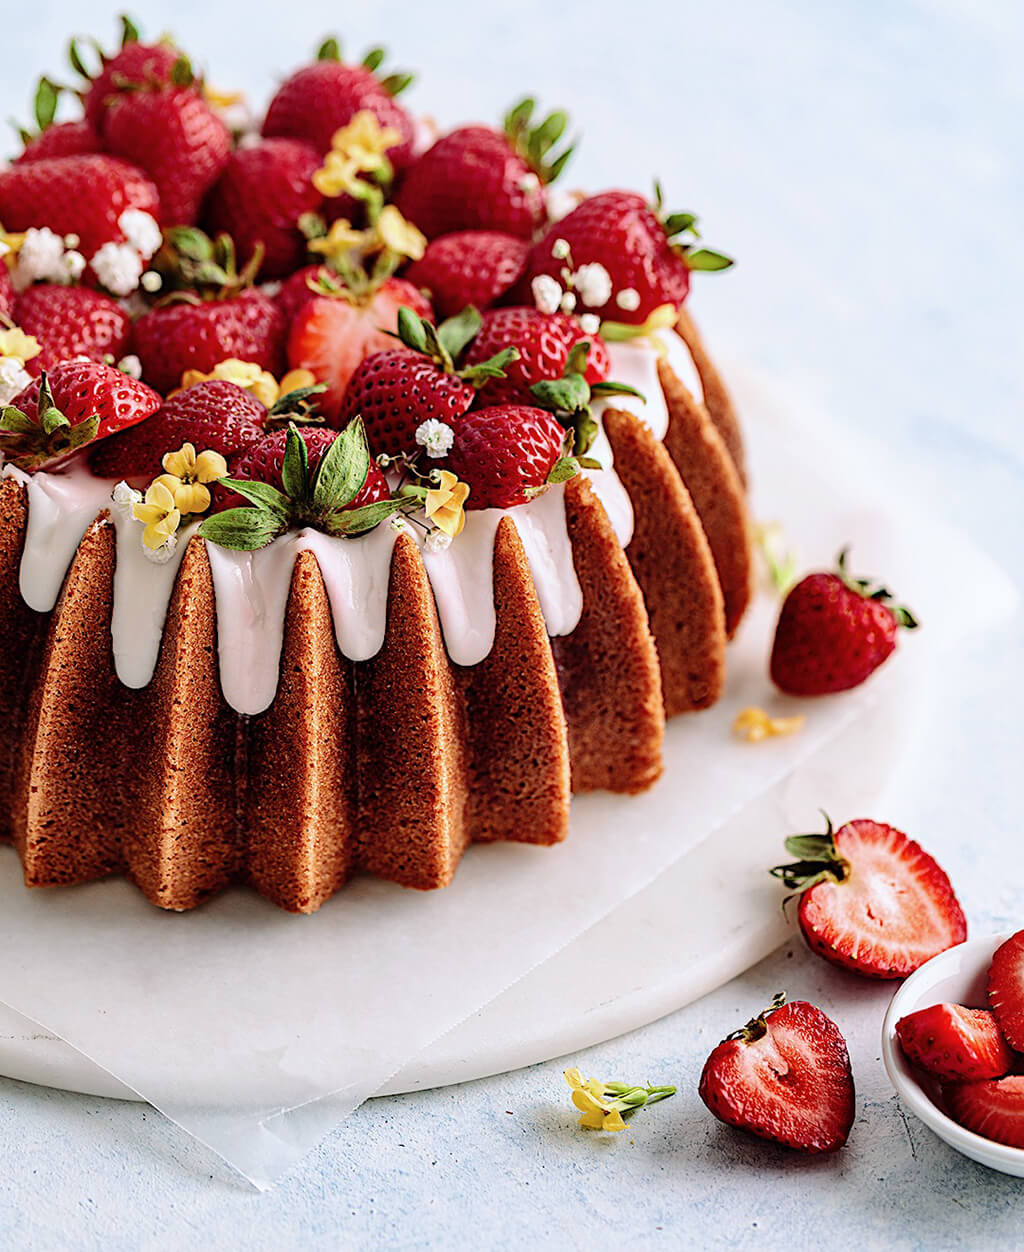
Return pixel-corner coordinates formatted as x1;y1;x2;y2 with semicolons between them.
546;456;580;485
685;248;734;272
317;36;342;62
324;498;403;536
591;379;645;401
34;77;60;131
437;305;482;361
459;346;518;387
217;477;291;519
0;408;36;435
396;305;429;354
281;424;310;501
312;417;370;512
198;507;284;552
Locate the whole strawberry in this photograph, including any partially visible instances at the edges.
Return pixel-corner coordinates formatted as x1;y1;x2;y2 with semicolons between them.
405;231;529;321
15;119;99;164
286;276;431;421
526;189;732;324
13;284;132;375
73;19;183;128
461;307;609;407
699;993;855;1154
0;155;160;260
444;405;567;509
395;99;573;240
91;379;268;480
336;306;517;455
203;139;323;279
102;79;231;226
1;361;160;471
206;422;394;544
262;38;415;171
770;550;918;696
771;817;967;979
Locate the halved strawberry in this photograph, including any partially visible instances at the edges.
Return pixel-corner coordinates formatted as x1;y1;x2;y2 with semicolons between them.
405;231;529;321
286;277;431;421
988;930;1024;1052
946;1076;1024;1148
698;994;855;1153
896;1004;1014;1082
91;379;268;480
1;361;160;471
771;818;967;979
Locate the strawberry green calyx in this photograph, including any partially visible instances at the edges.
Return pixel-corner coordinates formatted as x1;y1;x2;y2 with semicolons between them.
651;180;733;273
152;228;262;300
726;992;789;1044
198;419;409;551
530;340;643;457
263;382;328;430
390;306;519;382
769;815;851;896
0;371;99;471
834;547;919;630
314;35;414;96
502;97;575;185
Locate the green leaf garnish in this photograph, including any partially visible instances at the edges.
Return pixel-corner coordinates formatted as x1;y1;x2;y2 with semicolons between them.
198;508;286;552
312;416;370;512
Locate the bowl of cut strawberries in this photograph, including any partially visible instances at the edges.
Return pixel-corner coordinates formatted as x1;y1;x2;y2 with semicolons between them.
883;930;1024;1176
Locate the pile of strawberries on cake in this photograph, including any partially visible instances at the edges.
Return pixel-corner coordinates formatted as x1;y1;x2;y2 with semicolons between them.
0;17;732;558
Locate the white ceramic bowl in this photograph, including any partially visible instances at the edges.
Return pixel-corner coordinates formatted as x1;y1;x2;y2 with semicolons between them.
881;932;1024;1177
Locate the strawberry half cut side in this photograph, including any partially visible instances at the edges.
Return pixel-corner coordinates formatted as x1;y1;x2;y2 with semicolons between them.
698;993;855;1153
770;817;967;979
988;929;1024;1052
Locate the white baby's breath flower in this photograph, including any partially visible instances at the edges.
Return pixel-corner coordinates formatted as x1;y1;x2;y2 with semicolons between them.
578;313;601;335
390;514;409;531
573;262;613;309
424;528;452;553
415;418;455;459
13;227;67;289
615;286;641;312
0;357;32;405
531;273;562;315
62;250;87;281
91;242;145;297
560;290;577;313
111;481;144;518
117;354;143;379
140;270;163;294
118;209;162;260
141;528;178;564
551;237;571;260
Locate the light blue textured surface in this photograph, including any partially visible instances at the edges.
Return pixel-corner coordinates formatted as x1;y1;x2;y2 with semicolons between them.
1;0;1022;1246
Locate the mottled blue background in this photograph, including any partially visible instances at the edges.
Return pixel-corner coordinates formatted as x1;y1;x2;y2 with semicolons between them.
1;0;1022;1246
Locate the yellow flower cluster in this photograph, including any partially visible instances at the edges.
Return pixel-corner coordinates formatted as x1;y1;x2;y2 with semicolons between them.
0;327;41;366
178;359;317;409
312;110;402;199
563;1069;627;1132
424;470;469;538
131;443;228;551
733;706;806;742
308;204;426;267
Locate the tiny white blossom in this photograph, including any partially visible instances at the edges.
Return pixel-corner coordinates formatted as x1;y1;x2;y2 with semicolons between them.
111;481;144;518
578;313;601;335
91;242;144;297
13;227;67;289
238;130;263;150
531;273;563;315
62;250;87;281
517;172;541;193
560;291;577;313
142;529;178;564
615;287;641;312
551;237;571;260
415;418;455;459
258;279;282;299
118;209;162;260
117;354;143;379
140;270;163;293
389;514;409;531
573;262;613;309
63;233;80;250
0;357;32;405
425;528;452;553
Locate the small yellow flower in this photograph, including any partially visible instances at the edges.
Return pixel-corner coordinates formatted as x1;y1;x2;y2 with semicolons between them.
0;326;42;366
733;706;806;742
0;223;26;262
180;359;281;407
375;204;426;262
312;110;401;198
307;218;371;263
563;1070;626;1133
154;443;228;516
277;367;318;396
131;479;182;551
424;470;469;538
203;86;245;111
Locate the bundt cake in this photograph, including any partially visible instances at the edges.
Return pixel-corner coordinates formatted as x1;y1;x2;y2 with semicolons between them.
0;25;753;912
